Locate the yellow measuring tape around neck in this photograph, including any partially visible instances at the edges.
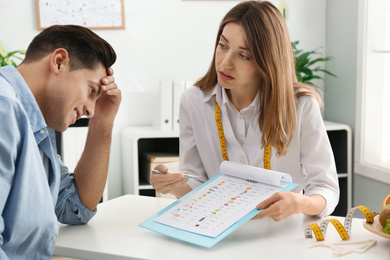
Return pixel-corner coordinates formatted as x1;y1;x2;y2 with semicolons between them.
263;144;271;170
214;96;271;169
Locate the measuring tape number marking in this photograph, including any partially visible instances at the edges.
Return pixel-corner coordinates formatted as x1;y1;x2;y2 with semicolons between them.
214;96;271;169
305;205;378;241
214;96;229;161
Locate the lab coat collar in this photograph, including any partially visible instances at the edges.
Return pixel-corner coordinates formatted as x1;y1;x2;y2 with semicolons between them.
204;83;223;107
203;83;260;111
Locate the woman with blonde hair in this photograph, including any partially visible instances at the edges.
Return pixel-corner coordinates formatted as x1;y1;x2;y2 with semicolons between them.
151;0;339;221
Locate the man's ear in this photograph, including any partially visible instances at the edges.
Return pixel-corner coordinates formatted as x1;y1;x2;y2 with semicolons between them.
49;48;69;73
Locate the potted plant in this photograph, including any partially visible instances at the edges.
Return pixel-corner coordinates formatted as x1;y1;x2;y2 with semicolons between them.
292;41;336;86
0;42;25;67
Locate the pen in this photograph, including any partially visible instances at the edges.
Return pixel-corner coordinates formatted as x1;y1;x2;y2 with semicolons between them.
152;169;168;174
152;169;199;179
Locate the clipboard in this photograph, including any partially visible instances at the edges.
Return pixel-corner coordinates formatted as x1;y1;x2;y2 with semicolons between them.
139;161;298;248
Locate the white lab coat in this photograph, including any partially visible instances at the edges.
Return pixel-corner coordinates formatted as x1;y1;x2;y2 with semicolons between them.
178;84;339;217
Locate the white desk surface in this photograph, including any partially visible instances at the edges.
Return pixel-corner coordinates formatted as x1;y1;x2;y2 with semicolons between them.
54;195;390;260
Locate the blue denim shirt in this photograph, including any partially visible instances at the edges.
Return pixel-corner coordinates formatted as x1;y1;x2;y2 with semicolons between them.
0;65;96;259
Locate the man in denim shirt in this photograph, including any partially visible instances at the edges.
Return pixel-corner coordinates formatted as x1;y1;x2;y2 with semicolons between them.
0;25;121;259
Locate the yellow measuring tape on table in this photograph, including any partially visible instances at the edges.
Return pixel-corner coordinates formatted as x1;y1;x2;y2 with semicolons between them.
305;205;378;241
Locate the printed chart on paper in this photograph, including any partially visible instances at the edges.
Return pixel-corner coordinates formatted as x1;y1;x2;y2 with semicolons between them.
154;174;285;237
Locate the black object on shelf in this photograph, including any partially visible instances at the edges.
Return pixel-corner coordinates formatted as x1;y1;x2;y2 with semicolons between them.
327;129;349;216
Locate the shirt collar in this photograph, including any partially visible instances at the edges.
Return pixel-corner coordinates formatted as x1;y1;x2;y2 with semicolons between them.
203;83;260;111
203;83;224;109
0;65;47;133
249;89;260;110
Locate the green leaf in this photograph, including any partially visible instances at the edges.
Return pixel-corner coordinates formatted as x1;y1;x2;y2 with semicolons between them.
293;41;336;84
0;42;26;67
6;50;21;57
315;68;337;78
0;42;7;58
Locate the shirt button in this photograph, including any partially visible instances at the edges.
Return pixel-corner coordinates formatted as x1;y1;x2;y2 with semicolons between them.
40;129;45;135
51;235;57;241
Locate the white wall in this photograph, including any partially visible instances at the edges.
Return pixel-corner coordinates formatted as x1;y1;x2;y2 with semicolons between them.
325;0;390;211
324;0;357;130
0;0;326;199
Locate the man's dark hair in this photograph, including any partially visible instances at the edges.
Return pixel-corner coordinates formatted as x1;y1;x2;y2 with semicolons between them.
23;25;116;71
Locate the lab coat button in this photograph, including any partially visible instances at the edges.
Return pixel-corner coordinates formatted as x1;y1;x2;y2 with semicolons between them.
240;158;245;164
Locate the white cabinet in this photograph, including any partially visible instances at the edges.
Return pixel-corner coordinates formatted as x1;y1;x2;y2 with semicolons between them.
323;121;352;216
121;121;352;215
121;127;179;196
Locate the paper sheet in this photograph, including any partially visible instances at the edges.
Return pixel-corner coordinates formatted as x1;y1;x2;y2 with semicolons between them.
154;173;288;237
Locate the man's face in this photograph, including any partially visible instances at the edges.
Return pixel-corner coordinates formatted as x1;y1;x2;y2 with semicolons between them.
42;63;106;132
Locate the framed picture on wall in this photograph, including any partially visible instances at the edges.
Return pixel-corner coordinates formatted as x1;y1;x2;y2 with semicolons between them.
35;0;125;30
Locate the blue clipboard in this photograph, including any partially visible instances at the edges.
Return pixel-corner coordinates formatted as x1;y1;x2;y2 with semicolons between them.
139;173;298;248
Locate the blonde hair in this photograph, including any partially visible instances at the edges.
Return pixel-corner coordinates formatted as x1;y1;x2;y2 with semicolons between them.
195;0;321;156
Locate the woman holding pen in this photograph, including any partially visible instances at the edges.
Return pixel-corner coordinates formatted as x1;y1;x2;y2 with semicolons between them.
150;0;339;221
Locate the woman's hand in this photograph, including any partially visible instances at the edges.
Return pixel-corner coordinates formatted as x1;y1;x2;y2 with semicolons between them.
150;164;192;198
253;192;326;221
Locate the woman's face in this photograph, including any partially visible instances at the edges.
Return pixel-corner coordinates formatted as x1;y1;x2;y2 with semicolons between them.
215;22;261;93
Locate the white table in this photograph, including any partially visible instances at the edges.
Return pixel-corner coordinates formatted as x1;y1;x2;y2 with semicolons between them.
54;195;390;260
